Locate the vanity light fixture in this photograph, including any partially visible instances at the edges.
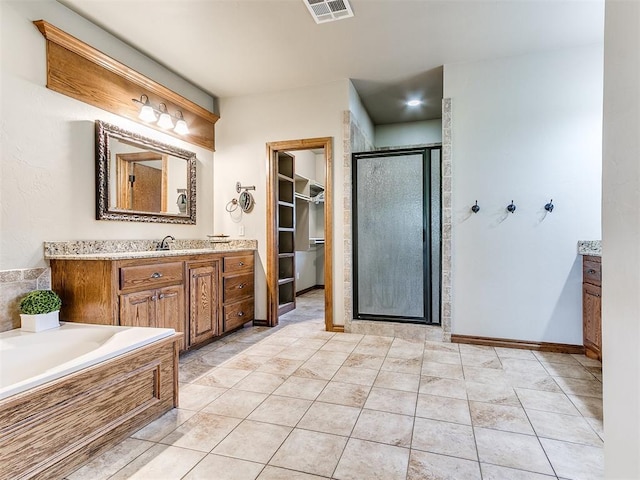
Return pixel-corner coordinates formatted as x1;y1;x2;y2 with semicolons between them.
157;103;174;129
132;95;190;135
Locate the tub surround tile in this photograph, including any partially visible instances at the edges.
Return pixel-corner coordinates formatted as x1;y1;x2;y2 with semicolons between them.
0;267;52;332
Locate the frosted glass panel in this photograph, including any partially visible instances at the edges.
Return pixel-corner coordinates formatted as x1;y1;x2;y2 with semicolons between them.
355;153;425;318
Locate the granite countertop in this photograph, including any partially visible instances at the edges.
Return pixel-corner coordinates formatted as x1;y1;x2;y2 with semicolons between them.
578;240;601;257
44;239;257;260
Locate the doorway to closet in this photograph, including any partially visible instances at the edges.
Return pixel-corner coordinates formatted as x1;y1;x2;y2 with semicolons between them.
266;137;335;331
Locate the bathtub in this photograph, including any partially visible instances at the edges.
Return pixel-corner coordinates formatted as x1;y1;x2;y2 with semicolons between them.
0;322;175;400
0;322;181;480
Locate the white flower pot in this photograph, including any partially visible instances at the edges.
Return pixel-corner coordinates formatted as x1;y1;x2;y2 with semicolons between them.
20;311;60;332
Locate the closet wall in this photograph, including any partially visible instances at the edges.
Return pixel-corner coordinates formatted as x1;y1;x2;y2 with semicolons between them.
294;150;325;293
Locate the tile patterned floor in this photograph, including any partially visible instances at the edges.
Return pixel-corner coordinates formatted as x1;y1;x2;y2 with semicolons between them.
68;290;604;480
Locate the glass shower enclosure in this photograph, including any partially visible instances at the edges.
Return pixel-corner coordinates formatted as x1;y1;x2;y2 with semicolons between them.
352;147;441;324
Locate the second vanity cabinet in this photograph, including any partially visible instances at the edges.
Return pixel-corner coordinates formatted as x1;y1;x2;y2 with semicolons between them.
582;255;602;361
50;250;255;352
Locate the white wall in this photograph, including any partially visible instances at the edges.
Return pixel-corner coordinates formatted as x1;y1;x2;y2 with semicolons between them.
214;81;349;322
602;0;640;477
375;119;443;148
0;1;215;271
444;46;603;344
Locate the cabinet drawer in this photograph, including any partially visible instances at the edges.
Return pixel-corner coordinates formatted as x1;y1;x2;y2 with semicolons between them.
120;262;184;290
224;299;254;332
224;273;254;302
223;253;254;275
583;260;601;286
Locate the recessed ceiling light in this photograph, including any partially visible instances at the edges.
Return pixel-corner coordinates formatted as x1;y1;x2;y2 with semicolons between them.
406;99;423;107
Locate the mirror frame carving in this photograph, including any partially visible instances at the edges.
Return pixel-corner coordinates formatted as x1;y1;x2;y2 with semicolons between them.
95;120;197;224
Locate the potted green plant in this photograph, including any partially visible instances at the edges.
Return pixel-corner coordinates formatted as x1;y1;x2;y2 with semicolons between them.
19;290;62;332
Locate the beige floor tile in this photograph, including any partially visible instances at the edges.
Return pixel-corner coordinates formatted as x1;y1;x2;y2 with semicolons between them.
131;408;196;442
194;367;253;388
67;438;154;480
215;342;251;354
381;356;423;374
527;409;603;446
419;376;467;400
412;417;477;460
183;454;264;480
333;438;409;480
469;401;534;435
585;416;604;440
416;393;471;425
480;463;557;479
505;372;562;392
458;344;497;356
553;376;603;398
159;412;242;452
309;349;350;365
494;347;538;361
179;383;228;411
462;365;509;385
201;389;268;418
260;335;300;347
351;409;414;447
541;361;596;380
343;352;385;369
331;365;378;386
179;360;216;383
533;351;579;365
424;341;460;352
569;395;603;420
500;358;548;376
388;339;425;359
516;388;581;415
272;375;328;400
317;381;371;407
269;428;347;477
275;346;318;361
407;450;481;480
257;466;328;479
423;350;462;365
320;340;357;353
221;354;272;371
257;357;305;376
212;419;292;463
474;427;554;475
352;342;392;356
245;344;288;357
298;401;361;436
374;370;421;392
293;358;341;380
291;338;329;350
108;444;206;480
460;353;502;369
422;361;464;380
247;394;312;426
571;354;602;367
233;372;288;394
540;438;604;480
466;382;519;406
197;351;236;367
364;387;418;416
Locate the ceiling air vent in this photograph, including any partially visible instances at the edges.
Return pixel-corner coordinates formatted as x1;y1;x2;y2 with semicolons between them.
303;0;354;24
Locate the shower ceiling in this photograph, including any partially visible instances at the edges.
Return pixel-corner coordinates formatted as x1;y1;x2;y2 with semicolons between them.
58;0;604;125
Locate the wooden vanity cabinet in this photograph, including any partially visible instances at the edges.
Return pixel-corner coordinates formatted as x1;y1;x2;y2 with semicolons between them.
50;250;255;352
582;255;602;361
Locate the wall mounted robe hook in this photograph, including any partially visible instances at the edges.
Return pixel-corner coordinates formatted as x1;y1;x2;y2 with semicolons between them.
471;200;480;213
544;199;554;213
507;200;517;213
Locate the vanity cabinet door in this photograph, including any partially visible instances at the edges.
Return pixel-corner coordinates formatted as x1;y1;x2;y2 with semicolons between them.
120;290;156;328
156;285;186;350
583;282;602;361
189;262;221;346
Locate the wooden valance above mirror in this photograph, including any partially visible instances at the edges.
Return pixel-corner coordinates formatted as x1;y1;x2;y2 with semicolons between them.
96;121;197;224
34;20;218;151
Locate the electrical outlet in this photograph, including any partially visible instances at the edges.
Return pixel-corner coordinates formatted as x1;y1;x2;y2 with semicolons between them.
238;225;245;237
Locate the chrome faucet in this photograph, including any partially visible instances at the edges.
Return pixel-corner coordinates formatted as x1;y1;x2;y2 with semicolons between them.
157;235;175;251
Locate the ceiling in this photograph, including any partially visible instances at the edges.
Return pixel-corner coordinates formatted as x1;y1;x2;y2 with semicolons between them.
59;0;604;125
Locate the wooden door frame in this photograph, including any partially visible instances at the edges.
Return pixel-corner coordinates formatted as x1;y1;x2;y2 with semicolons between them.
116;151;168;211
266;137;336;331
